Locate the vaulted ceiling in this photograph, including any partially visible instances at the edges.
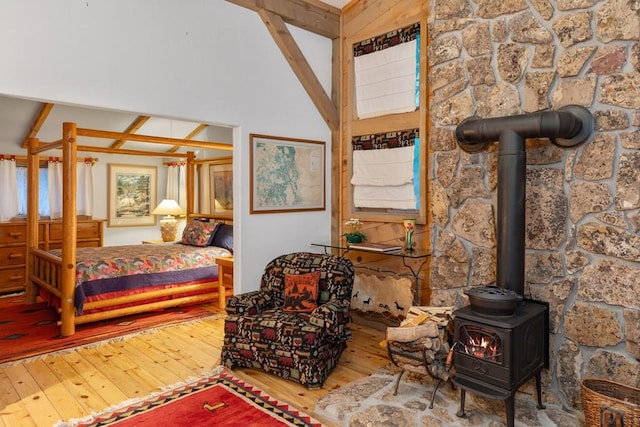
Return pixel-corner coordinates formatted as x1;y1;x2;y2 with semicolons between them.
0;0;346;157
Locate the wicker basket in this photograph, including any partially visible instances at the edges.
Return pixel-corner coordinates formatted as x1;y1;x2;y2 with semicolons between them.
581;378;640;427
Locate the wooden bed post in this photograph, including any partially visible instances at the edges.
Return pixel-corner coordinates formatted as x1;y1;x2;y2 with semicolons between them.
25;138;40;304
186;151;195;216
60;122;78;336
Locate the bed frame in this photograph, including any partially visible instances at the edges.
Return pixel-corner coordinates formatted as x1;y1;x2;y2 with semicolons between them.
25;122;232;336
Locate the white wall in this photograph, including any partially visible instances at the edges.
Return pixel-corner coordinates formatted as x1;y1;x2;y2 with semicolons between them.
0;0;333;292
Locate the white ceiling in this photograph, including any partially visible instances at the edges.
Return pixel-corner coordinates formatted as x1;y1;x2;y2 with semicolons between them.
0;95;233;155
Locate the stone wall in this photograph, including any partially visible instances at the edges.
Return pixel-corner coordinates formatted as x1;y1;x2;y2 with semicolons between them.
427;0;639;412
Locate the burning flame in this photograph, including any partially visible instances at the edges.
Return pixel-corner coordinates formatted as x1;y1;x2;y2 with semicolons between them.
460;325;502;363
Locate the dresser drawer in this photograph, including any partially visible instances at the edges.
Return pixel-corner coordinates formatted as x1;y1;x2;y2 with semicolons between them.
78;240;101;248
0;246;26;267
0;224;27;244
0;266;26;286
49;221;101;241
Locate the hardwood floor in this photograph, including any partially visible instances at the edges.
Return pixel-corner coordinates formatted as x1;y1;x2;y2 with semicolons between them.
0;305;389;426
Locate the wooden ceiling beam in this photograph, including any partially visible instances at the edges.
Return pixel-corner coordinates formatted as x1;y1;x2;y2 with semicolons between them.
167;123;208;153
110;115;150;149
258;8;339;131
225;0;340;39
21;102;54;148
76;145;188;158
76;127;232;151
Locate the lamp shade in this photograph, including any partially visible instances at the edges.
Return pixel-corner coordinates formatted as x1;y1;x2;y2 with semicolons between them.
151;199;185;216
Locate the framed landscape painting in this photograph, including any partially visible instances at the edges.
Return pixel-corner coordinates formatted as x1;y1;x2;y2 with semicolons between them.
250;134;325;214
108;164;157;227
210;161;233;214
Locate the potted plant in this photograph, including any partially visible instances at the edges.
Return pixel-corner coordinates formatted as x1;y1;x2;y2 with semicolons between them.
342;218;366;244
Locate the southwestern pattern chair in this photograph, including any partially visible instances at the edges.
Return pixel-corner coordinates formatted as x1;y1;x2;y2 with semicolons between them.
222;252;354;389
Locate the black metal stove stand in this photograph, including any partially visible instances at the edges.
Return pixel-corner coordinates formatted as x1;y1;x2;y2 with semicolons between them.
452;300;549;427
387;338;453;409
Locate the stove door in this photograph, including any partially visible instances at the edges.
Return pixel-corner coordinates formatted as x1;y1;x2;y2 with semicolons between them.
454;320;513;389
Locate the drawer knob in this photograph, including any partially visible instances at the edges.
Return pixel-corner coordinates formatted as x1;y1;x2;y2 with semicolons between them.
8;253;23;260
10;275;23;281
9;232;23;239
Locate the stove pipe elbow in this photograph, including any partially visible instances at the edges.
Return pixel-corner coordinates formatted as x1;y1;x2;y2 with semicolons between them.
455;105;594;153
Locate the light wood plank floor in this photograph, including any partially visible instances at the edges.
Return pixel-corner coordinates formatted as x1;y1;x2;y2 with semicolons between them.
0;305;389;427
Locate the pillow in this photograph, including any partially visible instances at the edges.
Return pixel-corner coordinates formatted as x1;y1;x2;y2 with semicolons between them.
181;220;220;247
282;271;320;313
210;223;233;252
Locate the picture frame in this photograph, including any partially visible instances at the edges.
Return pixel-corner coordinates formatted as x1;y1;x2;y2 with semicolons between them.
210;160;233;214
108;164;157;227
250;134;325;214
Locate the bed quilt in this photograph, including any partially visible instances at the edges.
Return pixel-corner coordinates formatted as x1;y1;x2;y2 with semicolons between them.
50;243;231;313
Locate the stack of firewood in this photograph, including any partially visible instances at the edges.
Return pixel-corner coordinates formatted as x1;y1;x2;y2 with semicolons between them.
384;306;454;380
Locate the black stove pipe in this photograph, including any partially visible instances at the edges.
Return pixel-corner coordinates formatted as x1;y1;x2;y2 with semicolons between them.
455;105;594;296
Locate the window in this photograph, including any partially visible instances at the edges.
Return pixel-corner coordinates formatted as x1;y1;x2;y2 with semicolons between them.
16;166;50;217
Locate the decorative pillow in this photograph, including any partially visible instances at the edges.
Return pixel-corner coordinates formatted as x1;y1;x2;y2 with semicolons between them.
181;220;220;247
210;223;233;252
282;271;320;313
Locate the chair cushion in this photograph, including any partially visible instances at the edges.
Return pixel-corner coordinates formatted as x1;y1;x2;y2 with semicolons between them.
282;271;320;313
181;219;220;246
225;310;324;349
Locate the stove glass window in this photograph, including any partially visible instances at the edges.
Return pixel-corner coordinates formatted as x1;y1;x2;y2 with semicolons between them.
459;324;503;364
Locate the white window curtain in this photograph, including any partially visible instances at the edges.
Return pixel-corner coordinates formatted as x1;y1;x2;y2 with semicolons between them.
354;38;418;119
14;160;93;219
48;158;63;219
0;157;19;221
76;160;94;216
166;162;187;210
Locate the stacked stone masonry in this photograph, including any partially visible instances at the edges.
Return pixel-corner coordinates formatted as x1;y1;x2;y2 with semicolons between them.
427;0;640;414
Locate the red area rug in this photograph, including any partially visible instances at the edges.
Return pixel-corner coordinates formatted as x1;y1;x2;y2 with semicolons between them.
0;294;217;365
59;369;325;427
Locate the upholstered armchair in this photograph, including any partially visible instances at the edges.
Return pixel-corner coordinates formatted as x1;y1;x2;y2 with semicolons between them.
222;252;354;389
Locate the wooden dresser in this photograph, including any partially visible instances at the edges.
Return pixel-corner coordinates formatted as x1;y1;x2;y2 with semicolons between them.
0;218;105;294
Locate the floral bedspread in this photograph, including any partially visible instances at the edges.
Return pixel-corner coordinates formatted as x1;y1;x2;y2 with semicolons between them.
49;243;232;312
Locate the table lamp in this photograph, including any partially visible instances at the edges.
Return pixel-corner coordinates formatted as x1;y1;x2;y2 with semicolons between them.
151;199;186;242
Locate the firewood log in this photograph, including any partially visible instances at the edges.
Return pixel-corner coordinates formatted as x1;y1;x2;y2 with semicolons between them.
386;321;439;342
431;337;441;352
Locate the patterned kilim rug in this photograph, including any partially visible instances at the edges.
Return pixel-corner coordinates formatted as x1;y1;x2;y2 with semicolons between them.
57;369;325;427
0;293;218;365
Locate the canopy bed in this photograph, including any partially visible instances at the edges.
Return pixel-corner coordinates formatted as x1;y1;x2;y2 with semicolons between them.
25;122;233;336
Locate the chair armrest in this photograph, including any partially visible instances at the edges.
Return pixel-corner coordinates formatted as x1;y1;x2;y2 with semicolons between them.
309;300;352;342
225;290;275;315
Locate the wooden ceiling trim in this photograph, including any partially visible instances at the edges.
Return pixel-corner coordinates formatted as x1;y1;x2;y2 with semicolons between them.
225;0;340;39
76;127;232;151
258;8;339;131
110;115;151;149
167;123;208;153
192;155;232;165
30;139;63;155
77;145;188;158
21;102;54;148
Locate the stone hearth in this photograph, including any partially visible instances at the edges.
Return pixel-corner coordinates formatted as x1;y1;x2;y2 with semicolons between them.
314;364;581;427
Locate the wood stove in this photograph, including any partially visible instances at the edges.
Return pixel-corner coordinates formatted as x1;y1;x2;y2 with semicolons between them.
452;299;549;426
451;106;594;427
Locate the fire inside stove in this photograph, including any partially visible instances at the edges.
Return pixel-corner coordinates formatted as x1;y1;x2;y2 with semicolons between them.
459;324;503;364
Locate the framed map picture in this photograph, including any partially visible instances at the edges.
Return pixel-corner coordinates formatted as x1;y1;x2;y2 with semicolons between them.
250;134;325;214
108;164;157;227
